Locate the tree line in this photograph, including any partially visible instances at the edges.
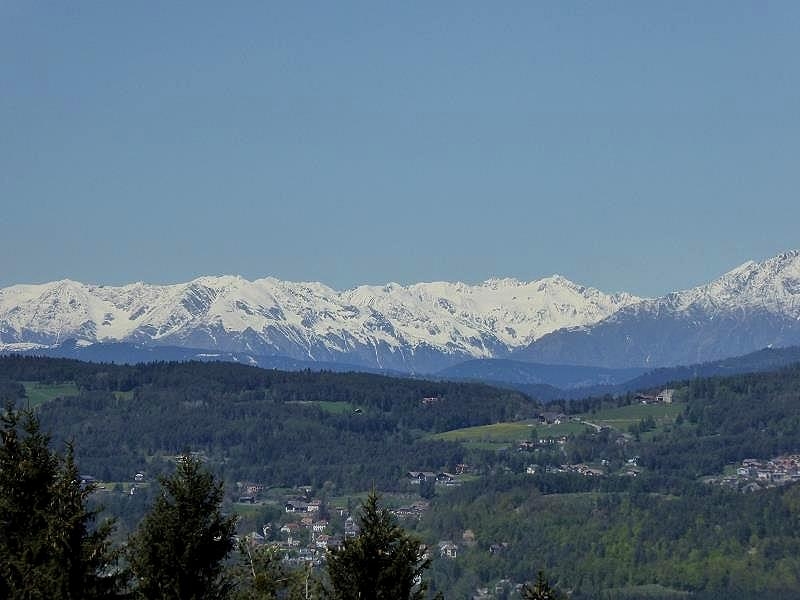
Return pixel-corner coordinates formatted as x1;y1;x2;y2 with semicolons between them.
0;356;536;491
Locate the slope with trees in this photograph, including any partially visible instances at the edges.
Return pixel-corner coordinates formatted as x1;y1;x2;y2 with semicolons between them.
0;406;125;599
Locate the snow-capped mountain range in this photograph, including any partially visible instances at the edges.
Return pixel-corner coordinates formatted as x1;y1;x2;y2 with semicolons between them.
2;250;800;372
0;274;636;372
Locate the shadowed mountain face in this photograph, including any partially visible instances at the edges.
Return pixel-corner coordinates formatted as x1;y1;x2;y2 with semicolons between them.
515;251;800;368
515;307;800;368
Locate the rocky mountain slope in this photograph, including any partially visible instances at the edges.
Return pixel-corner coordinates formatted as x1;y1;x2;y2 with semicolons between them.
0;275;636;372
516;251;800;367
2;250;799;372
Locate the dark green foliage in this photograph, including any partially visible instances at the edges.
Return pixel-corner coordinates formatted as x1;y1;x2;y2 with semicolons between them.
0;356;535;490
325;490;430;600
419;478;436;499
638;364;800;477
231;543;285;600
521;571;565;600
11;355;800;597
424;473;800;598
0;405;124;599
127;455;237;600
231;542;318;600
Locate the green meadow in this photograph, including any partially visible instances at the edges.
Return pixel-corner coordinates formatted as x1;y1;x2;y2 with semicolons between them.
430;402;683;447
21;381;80;407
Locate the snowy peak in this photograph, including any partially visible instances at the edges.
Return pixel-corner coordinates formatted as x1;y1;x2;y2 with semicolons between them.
636;250;800;317
518;250;800;369
341;276;636;348
0;273;636;370
3;250;800;372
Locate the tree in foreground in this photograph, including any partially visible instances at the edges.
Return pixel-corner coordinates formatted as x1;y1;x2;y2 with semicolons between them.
232;541;319;600
521;571;565;600
0;405;125;599
325;489;430;600
127;454;237;600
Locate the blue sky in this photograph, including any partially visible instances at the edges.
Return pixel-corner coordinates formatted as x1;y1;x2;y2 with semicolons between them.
2;2;798;296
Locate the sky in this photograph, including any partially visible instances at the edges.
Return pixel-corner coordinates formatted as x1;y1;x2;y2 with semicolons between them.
1;2;799;297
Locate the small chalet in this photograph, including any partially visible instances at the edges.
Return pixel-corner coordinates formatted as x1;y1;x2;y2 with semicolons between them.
392;507;419;519
344;516;359;538
244;482;265;495
637;388;675;404
657;388;675;403
439;541;458;559
327;535;344;550
244;531;265;546
312;520;328;533
285;500;309;513
538;412;566;425
280;523;300;535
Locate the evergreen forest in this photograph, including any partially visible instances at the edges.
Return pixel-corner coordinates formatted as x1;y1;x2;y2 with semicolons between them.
3;355;800;598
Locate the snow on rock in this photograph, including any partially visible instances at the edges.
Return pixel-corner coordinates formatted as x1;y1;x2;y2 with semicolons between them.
3;251;799;371
0;273;637;370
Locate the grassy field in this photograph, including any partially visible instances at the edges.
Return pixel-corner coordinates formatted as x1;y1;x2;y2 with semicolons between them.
430;420;586;445
429;402;683;447
286;400;357;414
583;403;682;431
21;381;80;407
602;583;690;599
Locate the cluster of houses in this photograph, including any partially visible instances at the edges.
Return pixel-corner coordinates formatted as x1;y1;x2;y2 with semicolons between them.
406;470;461;486
517;436;568;451
235;484;436;565
525;463;605;477
713;455;800;492
390;500;430;520
236;492;358;563
472;580;527;600
284;498;323;513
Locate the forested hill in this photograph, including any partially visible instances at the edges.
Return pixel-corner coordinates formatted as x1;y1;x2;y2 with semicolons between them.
0;355;536;489
422;363;800;598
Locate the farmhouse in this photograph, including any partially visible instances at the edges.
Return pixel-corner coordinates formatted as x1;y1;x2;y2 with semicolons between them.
439;541;458;559
538;412;566;425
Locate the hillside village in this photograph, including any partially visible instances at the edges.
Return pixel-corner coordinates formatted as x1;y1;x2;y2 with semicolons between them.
710;454;800;492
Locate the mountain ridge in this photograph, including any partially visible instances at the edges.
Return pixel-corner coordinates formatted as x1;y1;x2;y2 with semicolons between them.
517;250;800;367
0;274;637;372
3;250;800;371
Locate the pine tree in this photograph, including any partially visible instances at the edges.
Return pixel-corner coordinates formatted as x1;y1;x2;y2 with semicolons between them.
325;489;430;600
521;571;565;600
127;454;237;600
231;541;318;600
0;405;125;599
